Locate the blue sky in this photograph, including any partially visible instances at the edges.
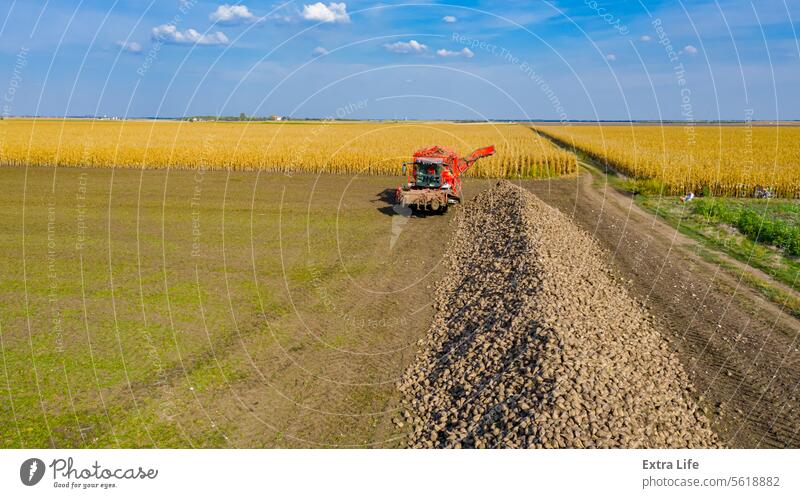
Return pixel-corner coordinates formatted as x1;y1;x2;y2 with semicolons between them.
0;0;798;120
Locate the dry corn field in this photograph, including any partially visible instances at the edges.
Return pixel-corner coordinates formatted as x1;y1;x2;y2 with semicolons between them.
535;124;800;198
0;119;576;179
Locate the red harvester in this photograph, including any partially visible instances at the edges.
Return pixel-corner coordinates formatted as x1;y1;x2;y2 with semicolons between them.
395;145;496;213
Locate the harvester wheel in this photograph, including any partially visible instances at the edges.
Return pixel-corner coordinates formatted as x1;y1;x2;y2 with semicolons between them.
430;198;441;211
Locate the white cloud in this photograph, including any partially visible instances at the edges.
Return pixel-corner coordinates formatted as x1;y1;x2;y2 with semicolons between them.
442;15;457;23
436;47;474;58
210;4;256;24
301;2;350;23
640;35;651;42
605;54;617;61
152;24;229;45
116;40;142;54
312;46;329;56
684;44;699;55
384;39;427;54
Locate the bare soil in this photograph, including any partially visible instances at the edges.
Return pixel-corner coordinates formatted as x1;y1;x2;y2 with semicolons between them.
0;165;491;448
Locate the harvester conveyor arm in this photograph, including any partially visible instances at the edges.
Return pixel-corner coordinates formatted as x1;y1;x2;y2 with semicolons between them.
459;145;496;173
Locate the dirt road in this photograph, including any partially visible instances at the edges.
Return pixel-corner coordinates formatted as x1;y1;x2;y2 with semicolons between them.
522;170;800;448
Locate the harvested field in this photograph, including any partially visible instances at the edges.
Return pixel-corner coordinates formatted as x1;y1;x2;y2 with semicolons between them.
4;165;796;449
0;165;495;448
399;181;719;448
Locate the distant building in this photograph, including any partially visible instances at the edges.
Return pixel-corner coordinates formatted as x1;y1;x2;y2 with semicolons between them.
269;115;283;121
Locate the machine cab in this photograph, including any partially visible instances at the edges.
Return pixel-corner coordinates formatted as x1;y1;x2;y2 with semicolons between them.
410;157;443;188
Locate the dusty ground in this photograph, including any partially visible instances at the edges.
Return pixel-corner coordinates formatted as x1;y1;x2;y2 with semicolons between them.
520;170;800;448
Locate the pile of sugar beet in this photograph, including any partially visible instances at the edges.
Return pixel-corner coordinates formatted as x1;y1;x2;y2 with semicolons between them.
398;181;720;448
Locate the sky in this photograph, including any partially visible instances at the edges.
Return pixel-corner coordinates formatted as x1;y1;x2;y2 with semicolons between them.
0;0;798;120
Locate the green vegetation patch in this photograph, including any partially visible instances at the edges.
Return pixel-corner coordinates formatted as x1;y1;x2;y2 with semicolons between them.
637;195;800;292
691;198;800;257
